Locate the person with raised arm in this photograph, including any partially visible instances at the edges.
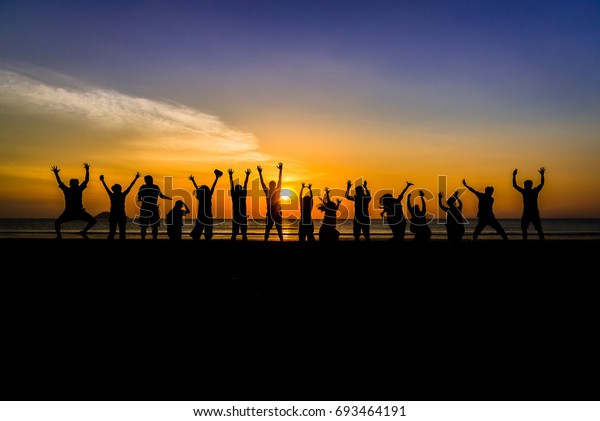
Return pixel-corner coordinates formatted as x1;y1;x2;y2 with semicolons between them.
345;179;371;241
136;174;172;241
462;179;508;241
513;167;546;241
407;190;432;242
317;187;341;244
228;168;251;241
99;172;141;240
379;181;413;241
189;169;222;241
438;190;465;244
298;183;315;243
257;162;284;242
51;162;97;239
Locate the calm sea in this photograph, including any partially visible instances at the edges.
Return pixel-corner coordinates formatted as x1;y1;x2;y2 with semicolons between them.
0;218;599;240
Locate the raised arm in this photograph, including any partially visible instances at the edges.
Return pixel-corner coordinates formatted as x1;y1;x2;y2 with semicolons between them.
454;191;463;210
406;193;414;216
538;167;545;190
398;181;413;200
257;165;267;192
419;191;427;215
438;192;449;212
99;174;112;195
188;174;199;190
243;168;251;190
123;172;141;196
51;166;65;188
512;169;524;193
210;170;222;195
228;168;235;193
300;183;305;201
363;180;370;198
462;179;477;195
81;163;90;188
307;183;313;198
276;162;283;189
345;180;353;201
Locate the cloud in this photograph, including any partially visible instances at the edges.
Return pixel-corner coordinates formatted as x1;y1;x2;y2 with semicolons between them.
0;66;268;164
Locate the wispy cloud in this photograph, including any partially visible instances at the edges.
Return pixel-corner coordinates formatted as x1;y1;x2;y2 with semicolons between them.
0;66;268;164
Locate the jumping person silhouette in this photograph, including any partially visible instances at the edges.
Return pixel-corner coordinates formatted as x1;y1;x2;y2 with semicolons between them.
345;179;371;241
228;168;251;241
99;172;141;240
407;190;432;242
462;179;508;241
189;169;222;241
317;187;341;244
379;181;413;241
298;183;315;242
136;175;172;241
166;200;190;241
51;163;97;239
438;190;465;244
257;162;284;242
513;167;545;240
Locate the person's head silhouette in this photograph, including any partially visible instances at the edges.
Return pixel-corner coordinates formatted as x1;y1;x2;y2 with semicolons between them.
356;185;364;195
269;180;276;190
484;186;494;196
234;184;243;193
69;178;79;187
379;193;393;208
524;180;533;189
447;196;456;206
144;175;153;184
112;184;122;193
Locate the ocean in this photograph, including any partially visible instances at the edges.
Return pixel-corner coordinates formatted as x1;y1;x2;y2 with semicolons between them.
1;218;599;240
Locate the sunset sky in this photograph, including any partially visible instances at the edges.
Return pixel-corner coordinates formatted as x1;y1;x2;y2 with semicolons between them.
1;0;599;220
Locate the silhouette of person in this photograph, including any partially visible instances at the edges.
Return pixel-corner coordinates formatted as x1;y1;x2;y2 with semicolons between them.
462;179;508;241
298;183;315;242
99;172;141;240
513;167;545;241
228;168;251;241
51;163;97;239
189;169;222;241
257;163;284;242
407;190;432;242
345;179;371;241
317;187;341;244
438;190;465;244
136;175;172;240
379;181;413;241
166;200;190;241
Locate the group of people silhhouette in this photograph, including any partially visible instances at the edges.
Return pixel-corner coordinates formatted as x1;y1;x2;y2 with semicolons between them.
50;162;546;243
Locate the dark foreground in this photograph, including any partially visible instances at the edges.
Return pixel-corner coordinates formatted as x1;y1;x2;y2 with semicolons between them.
2;238;598;401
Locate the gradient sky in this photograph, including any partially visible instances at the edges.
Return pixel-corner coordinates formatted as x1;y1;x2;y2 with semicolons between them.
1;0;599;220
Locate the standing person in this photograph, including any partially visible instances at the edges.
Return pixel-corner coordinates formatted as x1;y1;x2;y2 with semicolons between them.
379;181;413;241
136;175;172;241
298;183;315;243
317;187;341;244
51;163;97;239
228;168;251;241
513;167;546;241
257;162;284;242
345;179;371;241
166;200;190;241
99;172;141;240
189;169;222;241
438;191;465;244
462;179;508;241
407;190;432;242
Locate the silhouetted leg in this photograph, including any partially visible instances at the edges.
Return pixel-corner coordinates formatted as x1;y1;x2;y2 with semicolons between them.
490;218;508;241
473;222;485;241
190;222;200;240
54;217;64;239
81;212;96;233
363;224;371;241
118;218;127;241
353;221;361;241
231;221;239;240
532;216;544;240
520;217;529;241
108;218;117;240
264;214;273;241
141;226;147;240
205;224;213;241
151;226;159;241
241;221;248;241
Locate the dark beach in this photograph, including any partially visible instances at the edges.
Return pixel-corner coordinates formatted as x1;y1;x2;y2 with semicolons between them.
3;237;598;401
